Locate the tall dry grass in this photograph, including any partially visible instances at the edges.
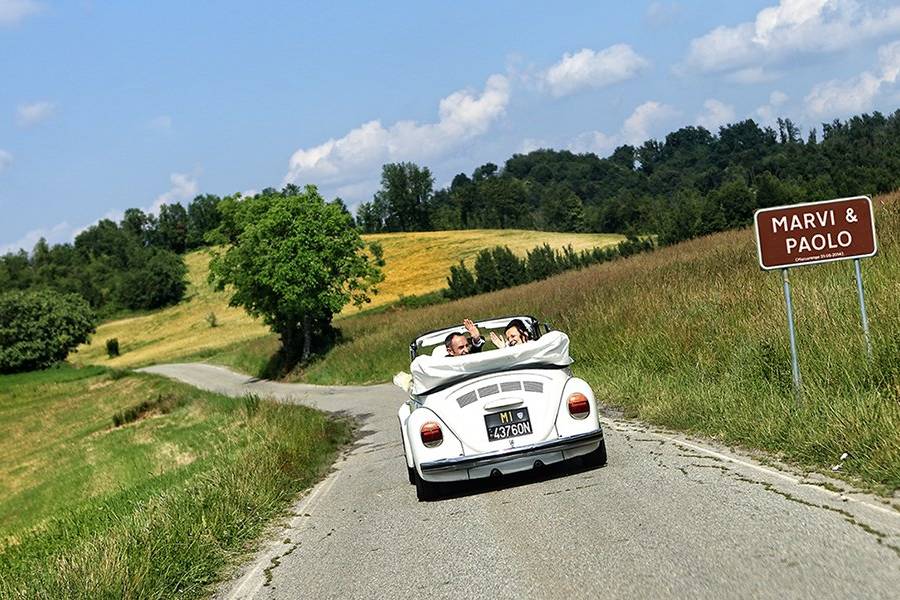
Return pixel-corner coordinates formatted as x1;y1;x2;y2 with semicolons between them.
301;192;900;489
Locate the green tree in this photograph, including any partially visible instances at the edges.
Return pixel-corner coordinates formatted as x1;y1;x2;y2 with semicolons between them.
473;249;501;293
376;162;434;231
525;243;560;281
208;186;383;362
117;248;187;309
157;203;189;253
186;194;222;249
491;246;526;288
121;208;152;243
0;289;97;373
540;184;586;232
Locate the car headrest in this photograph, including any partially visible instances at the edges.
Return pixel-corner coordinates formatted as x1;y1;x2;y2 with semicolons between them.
431;345;449;357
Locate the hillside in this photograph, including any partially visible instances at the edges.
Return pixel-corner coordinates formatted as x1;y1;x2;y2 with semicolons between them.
295;192;900;489
70;230;622;368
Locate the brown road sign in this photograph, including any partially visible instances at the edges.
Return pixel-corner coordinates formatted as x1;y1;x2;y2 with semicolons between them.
754;196;877;270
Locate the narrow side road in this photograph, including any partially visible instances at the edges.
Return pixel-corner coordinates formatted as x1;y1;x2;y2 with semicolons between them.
140;363;900;600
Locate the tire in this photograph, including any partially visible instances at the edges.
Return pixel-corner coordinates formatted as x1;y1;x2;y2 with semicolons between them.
414;471;441;501
407;465;416;485
581;438;607;468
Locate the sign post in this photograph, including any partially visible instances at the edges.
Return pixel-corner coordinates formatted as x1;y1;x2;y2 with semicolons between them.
853;259;872;361
754;196;878;395
781;268;802;392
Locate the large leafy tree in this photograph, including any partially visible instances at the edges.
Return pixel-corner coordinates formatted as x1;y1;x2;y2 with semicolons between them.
0;289;97;373
209;186;384;362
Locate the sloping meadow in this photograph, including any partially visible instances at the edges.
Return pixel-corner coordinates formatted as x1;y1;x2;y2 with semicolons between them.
305;192;900;490
0;366;350;598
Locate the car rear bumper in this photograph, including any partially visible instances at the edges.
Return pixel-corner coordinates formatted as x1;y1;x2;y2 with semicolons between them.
419;428;604;474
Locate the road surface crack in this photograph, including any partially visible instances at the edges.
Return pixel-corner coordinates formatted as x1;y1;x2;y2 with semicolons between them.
733;475;900;559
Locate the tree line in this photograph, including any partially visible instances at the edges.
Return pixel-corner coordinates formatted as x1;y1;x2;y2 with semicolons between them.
355;111;900;247
0;194;226;316
445;237;654;300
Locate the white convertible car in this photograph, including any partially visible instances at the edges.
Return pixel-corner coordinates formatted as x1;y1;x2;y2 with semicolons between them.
397;316;606;501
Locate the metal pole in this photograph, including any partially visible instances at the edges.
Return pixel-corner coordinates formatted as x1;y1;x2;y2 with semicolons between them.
853;258;872;362
782;268;802;395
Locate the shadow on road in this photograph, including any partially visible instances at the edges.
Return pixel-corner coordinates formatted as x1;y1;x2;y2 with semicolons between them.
420;458;609;502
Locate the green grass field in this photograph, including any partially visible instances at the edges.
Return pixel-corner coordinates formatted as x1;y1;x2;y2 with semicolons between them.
0;365;350;598
267;192;899;491
70;230;622;369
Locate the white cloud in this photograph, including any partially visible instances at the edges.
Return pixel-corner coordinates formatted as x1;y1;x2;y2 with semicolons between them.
148;115;173;132
804;39;900;117
569;101;679;155
756;90;790;123
0;0;41;26
621;101;679;144
684;0;900;74
282;73;510;199
17;100;55;126
151;172;199;213
541;45;649;97
0;149;12;172
695;98;736;130
569;130;618;155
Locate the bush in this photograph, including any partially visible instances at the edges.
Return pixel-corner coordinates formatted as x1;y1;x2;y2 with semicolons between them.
106;338;120;357
0;290;97;373
445;260;477;299
205;312;218;328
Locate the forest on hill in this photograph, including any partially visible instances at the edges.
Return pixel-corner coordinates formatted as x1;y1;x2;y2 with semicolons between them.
2;109;899;318
356;111;900;246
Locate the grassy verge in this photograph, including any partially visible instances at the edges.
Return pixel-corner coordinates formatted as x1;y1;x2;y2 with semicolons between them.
0;365;351;598
225;192;900;491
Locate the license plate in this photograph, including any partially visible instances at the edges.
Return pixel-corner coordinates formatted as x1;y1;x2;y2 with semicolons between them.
484;408;532;441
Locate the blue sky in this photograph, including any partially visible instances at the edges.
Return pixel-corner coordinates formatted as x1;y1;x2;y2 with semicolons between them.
2;0;900;253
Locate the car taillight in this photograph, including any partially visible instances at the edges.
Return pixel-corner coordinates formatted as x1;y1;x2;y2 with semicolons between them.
567;392;590;419
420;422;443;447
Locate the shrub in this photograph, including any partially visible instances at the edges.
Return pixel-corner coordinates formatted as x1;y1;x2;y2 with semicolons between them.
106;338;120;357
205;312;218;328
445;260;477;300
473;249;501;293
0;290;97;373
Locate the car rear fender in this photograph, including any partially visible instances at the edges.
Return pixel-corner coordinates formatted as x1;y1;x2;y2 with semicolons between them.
406;406;465;469
397;403;414;469
555;377;601;436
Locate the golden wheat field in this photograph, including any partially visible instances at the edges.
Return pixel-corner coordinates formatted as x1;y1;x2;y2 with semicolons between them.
70;230;622;368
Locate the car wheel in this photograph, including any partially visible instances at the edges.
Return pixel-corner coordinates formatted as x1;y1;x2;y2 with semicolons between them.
581;438;607;468
407;465;416;485
414;471;441;501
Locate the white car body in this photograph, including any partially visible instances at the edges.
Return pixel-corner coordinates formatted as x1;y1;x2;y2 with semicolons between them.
398;316;606;500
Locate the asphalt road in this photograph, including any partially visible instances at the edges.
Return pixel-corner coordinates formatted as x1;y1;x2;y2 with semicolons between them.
140;363;900;600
